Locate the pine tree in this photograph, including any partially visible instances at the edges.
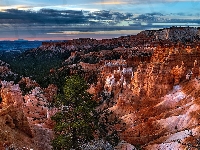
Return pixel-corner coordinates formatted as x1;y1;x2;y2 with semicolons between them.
51;75;98;150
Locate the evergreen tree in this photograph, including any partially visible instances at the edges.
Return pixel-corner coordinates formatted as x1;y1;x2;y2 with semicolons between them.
51;75;98;150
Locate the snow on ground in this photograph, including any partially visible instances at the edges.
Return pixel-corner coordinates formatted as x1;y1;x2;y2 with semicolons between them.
156;85;186;107
145;130;192;150
144;141;184;150
173;85;181;91
163;129;191;143
158;102;199;132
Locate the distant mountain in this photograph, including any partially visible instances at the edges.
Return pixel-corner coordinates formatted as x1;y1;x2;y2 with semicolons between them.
0;41;42;51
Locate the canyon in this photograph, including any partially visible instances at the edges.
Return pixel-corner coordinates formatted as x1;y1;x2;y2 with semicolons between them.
0;26;200;149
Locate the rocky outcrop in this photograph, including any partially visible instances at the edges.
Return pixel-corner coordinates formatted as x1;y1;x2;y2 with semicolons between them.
119;80;200;149
1;81;23;108
106;44;200;149
2;27;200;149
18;77;40;90
0;81;55;149
79;38;200;149
0;105;33;137
23;87;49;124
140;26;200;42
170;64;185;85
0;81;34;148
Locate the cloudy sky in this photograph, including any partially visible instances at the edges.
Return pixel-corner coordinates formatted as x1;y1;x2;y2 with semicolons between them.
0;0;200;40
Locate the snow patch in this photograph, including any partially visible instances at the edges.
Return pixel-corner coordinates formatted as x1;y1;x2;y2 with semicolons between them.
156;85;186;107
173;85;181;91
164;130;191;143
145;142;183;150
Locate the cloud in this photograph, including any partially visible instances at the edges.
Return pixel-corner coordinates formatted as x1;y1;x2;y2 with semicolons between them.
0;7;199;40
0;9;89;24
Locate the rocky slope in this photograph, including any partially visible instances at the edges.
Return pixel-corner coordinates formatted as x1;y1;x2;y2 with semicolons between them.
61;31;200;149
42;27;200;149
0;80;56;149
89;44;200;149
0;27;200;149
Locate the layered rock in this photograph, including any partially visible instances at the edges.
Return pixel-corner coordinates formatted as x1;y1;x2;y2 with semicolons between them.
119;80;200;149
131;62;174;99
130;44;200;99
23;87;49;124
0;81;55;149
54;36;200;150
2;27;200;149
1;81;23;108
0;81;34;148
140;26;200;42
106;44;200;149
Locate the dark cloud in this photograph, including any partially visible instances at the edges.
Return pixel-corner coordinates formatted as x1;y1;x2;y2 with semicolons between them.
146;12;164;16
134;13;162;22
92;10;112;19
0;9;88;24
1;9;199;26
0;9;133;25
0;8;200;39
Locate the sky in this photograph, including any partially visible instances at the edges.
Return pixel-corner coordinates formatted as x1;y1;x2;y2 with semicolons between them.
0;0;200;40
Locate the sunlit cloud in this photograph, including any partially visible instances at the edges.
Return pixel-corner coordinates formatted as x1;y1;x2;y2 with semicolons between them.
30;5;99;12
0;0;200;40
0;5;32;11
47;30;143;35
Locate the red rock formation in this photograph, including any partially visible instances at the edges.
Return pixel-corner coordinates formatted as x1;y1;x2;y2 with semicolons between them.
1;81;23;108
191;60;200;79
80;41;200;149
0;81;33;137
131;62;174;98
0;81;55;149
3;27;200;149
23;87;49;124
43;84;58;102
170;64;185;85
106;44;200;149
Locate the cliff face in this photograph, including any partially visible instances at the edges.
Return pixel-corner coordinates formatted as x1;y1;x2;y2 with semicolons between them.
84;44;200;100
132;45;200;98
0;81;33;148
39;27;200;149
110;47;200;149
80;42;200;149
140;26;200;42
0;81;56;149
39;27;200;54
1;27;200;149
120;79;200;150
